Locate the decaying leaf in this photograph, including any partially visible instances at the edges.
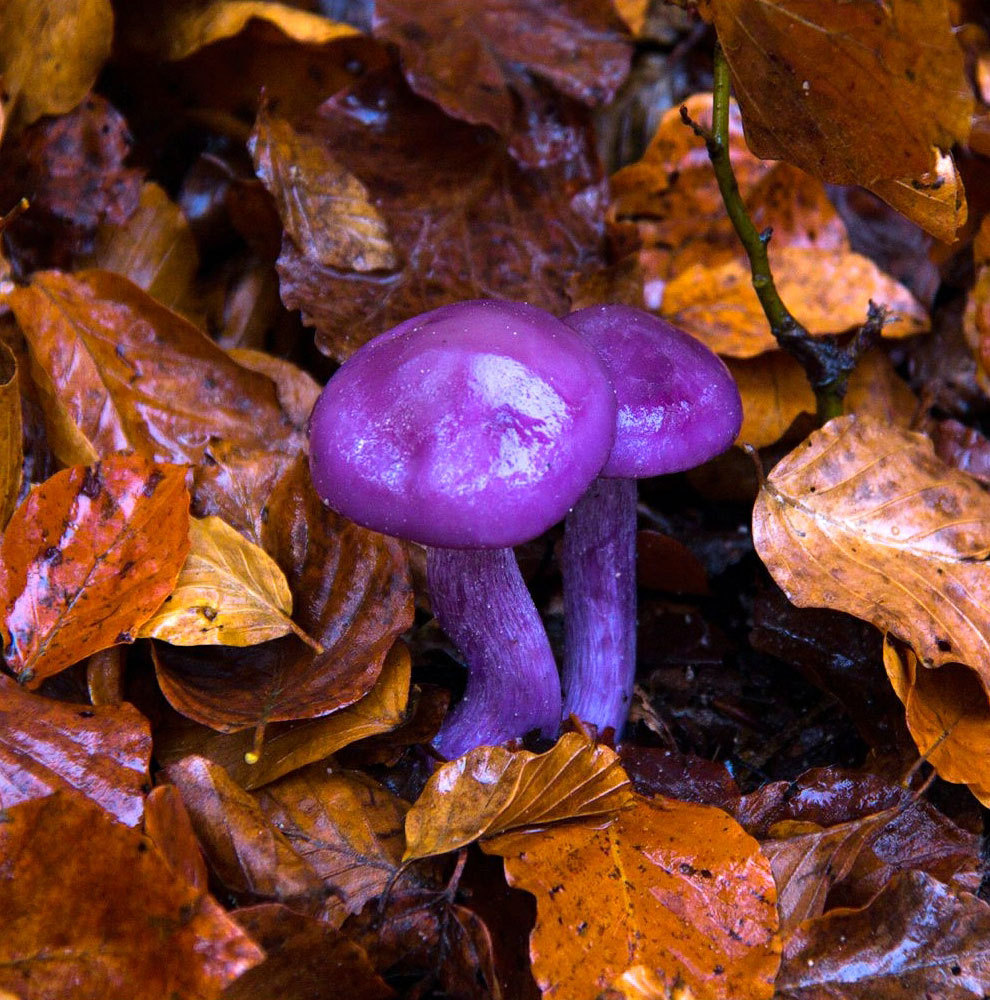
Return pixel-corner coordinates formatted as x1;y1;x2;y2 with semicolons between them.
0;790;263;1000
226;349;321;431
485;794;780;1000
404;733;633;862
0;340;22;528
144;785;209;890
752;415;990;673
0;456;190;686
661;249;928;358
0;674;151;826
138;515;318;649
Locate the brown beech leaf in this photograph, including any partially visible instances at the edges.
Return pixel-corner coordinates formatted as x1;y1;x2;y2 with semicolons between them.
776;871;990;999
138;515;317;649
7;269;301;467
0;0;113;126
0;674;150;826
661;249;927;359
156;641;411;790
373;0;630;141
0;790;263;1000
256;765;414;927
929;419;990;486
701;0;972;187
155;456;412;730
883;638;990;806
403;733;633;862
484;795;780;1000
0;340;22;528
226;349;321;431
250;109;397;273
604;967;697;1000
264;67;608;361
0;456;190;686
166;754;325;904
752;415;990;673
226;904;393;1000
144;785;209;890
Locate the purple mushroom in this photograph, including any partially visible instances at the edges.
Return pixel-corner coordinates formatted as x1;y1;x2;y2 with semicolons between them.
560;304;743;735
308;299;616;758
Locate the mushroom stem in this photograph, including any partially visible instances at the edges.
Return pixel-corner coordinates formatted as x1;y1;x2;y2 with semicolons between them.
428;546;562;759
561;476;637;735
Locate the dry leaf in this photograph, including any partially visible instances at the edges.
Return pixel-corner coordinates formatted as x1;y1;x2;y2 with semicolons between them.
752;415;990;672
226;348;321;431
138;515;317;649
0;340;22;528
0;0;114;127
0;674;151;826
661;249;928;358
883;637;990;806
702;0;972;186
0;456;190;686
403;733;633;862
604;967;697;1000
144;785;209;890
485;794;780;1000
0;790;263;1000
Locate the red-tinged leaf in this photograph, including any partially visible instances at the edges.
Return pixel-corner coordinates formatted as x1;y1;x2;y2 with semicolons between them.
7;269;302;467
156;456;412;730
0;339;22;529
0;790;263;1000
0;456;190;686
144;784;209;890
0;673;150;825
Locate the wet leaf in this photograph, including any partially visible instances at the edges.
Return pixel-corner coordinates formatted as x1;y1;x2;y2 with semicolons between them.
256;765;413;926
0;456;190;686
226;904;393;1000
264;67;608;360
8;269;301;467
0;340;22;528
138;515;317;649
166;754;325;904
485;795;780;1000
928;419;990;486
702;0;972;187
404;733;633;862
144;784;209;890
155;457;412;730
777;872;990;999
156;641;411;790
0;0;113;126
0;674;150;825
226;349;321;431
0;790;263;999
661;249;928;358
753;415;990;673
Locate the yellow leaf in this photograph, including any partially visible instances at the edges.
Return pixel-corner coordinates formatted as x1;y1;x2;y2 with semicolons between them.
403;733;633;862
139;515;319;650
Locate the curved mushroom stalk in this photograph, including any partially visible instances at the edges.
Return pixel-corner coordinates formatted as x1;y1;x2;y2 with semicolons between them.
561;477;637;735
428;546;562;759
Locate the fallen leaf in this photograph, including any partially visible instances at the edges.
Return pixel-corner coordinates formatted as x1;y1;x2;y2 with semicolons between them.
226;349;321;431
752;415;990;672
166;754;325;904
604;967;697;1000
0;456;190;686
251;109;396;273
928;419;990;485
8;269;302;467
0;0;114;127
0;790;263;1000
155;641;411;790
0;674;150;825
226;904;393;1000
0;340;22;528
485;794;780;1000
883;637;990;806
661;249;928;358
776;871;990;999
143;784;209;890
702;0;972;186
138;515;317;649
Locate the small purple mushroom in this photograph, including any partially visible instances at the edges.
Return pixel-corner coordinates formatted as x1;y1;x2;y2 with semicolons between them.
560;304;743;735
308;299;616;758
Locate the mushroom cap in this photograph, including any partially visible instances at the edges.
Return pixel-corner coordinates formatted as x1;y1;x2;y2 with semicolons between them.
563;304;742;478
309;299;617;548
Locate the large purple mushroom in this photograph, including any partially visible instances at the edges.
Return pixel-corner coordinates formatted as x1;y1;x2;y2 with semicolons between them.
561;304;743;735
308;299;616;758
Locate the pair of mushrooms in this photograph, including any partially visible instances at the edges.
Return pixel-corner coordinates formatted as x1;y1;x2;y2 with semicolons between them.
309;300;742;759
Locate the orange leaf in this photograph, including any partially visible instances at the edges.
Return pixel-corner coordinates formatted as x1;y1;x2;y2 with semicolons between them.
0;456;190;686
484;794;780;1000
0;340;22;528
403;732;633;862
